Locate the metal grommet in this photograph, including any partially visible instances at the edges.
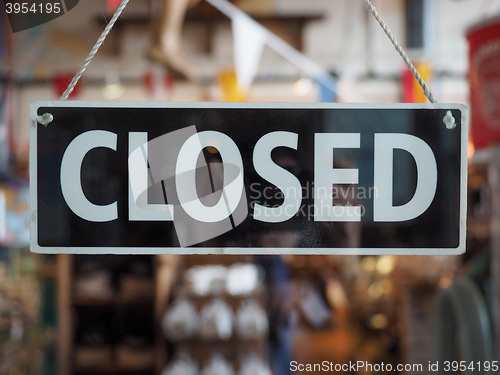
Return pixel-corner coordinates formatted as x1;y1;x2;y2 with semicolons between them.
36;113;54;126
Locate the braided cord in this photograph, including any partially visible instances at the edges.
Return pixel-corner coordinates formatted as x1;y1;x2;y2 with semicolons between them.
362;0;437;104
60;0;130;100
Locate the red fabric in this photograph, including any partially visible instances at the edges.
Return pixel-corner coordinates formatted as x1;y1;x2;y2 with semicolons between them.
467;19;500;150
54;73;81;98
143;70;174;96
401;68;416;103
108;0;122;12
144;71;154;93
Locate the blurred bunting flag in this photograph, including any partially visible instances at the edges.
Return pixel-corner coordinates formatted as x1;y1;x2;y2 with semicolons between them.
401;62;432;103
232;12;267;92
218;69;247;102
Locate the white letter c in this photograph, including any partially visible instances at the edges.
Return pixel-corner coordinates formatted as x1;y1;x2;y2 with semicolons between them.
60;130;118;222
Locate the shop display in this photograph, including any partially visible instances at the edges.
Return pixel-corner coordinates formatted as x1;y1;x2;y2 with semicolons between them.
0;249;56;374
199;298;234;340
183;263;262;296
235;299;268;339
74;264;114;299
162;296;271;342
0;180;29;248
200;354;235;375
161;352;273;375
65;255;157;374
184;265;228;296
162;298;199;340
115;335;156;370
159;256;271;375
161;353;199;375
118;257;155;301
226;264;261;296
238;354;272;375
73;309;113;369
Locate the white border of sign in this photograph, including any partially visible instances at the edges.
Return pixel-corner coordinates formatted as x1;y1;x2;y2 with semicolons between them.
30;101;468;255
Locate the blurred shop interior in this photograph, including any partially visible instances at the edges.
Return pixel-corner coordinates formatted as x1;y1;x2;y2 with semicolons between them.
1;0;500;374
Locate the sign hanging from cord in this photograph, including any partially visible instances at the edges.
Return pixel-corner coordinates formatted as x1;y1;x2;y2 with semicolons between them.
29;0;468;255
54;0;452;117
30;101;468;255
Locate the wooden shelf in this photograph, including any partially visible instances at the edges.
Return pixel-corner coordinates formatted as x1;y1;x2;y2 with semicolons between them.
55;253;271;375
95;10;324;54
167;335;267;346
36;262;58;278
172;285;264;301
57;254;158;375
72;295;154;306
74;361;154;375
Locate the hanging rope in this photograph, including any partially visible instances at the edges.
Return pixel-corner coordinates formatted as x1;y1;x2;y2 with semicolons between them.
361;0;437;104
60;0;130;100
37;0;456;129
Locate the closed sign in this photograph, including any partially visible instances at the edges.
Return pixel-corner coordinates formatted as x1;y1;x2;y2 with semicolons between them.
30;102;468;255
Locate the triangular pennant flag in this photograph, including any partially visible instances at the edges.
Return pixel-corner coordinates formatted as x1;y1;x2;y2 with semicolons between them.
232;13;268;92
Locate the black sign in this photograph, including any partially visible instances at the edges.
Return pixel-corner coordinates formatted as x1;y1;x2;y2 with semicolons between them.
30;102;468;254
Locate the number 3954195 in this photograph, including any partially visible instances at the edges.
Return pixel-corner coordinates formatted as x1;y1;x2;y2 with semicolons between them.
443;361;499;372
5;2;61;14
